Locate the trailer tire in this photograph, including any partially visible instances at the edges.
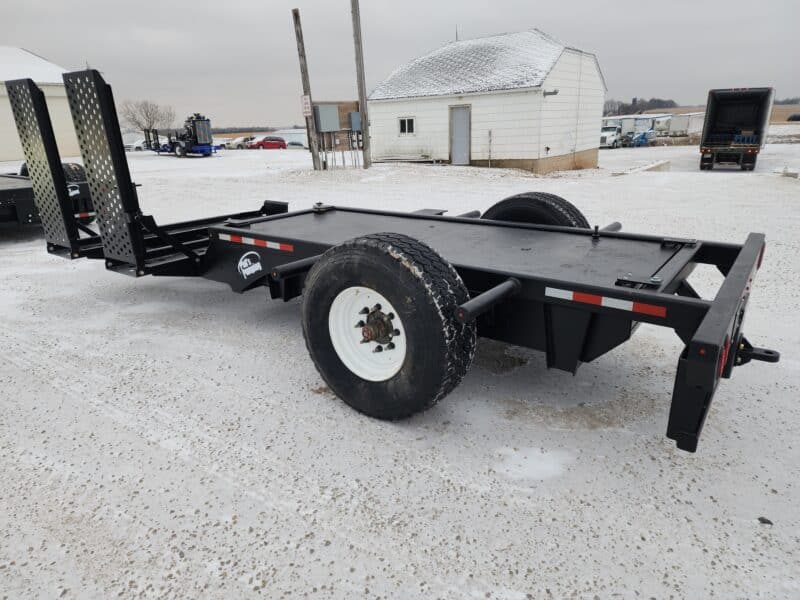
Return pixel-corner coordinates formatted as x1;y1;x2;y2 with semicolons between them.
19;162;86;182
302;232;476;420
482;192;590;228
175;144;186;158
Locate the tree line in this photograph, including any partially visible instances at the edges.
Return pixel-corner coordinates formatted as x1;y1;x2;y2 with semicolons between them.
604;97;678;116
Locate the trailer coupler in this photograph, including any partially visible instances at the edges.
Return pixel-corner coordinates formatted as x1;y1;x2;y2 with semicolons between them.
734;337;780;367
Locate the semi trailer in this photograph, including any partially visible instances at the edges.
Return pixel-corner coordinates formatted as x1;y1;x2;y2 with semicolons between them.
700;88;774;171
6;71;781;454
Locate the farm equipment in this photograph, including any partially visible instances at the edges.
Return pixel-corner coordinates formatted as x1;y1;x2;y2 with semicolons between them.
7;70;781;454
700;88;773;171
144;113;219;157
2;82;94;230
622;129;656;148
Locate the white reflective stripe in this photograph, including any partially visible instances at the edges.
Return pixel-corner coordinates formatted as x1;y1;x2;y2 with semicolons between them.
544;287;573;300
601;296;633;311
219;233;231;241
265;241;281;250
241;237;255;245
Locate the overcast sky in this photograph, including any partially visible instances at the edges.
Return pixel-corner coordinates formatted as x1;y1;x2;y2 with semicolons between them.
6;0;798;126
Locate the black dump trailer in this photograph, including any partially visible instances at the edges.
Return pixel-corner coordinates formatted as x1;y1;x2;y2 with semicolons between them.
7;70;781;453
700;88;774;171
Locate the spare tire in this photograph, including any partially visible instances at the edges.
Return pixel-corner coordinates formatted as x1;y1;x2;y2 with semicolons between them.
19;162;86;183
482;192;590;228
61;163;86;182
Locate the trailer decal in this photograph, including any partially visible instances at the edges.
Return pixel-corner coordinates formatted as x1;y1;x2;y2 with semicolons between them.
218;233;294;252
545;287;667;318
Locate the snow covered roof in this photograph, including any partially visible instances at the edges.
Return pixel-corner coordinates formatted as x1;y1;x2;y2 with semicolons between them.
0;47;68;84
369;29;594;101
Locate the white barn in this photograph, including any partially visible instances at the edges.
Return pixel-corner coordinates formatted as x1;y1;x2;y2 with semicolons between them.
367;30;606;174
0;47;79;162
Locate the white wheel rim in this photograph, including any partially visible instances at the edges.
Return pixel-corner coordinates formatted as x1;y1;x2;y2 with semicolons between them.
328;286;407;382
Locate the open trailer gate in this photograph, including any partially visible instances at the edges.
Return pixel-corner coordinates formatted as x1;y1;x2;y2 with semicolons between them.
6;69;780;453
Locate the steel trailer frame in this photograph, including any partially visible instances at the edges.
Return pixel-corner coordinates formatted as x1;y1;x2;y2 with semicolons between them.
8;70;780;453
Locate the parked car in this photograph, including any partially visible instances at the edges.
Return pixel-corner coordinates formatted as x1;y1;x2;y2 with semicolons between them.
600;125;623;149
247;136;286;150
226;136;256;149
286;141;306;149
788;113;800;122
124;138;146;151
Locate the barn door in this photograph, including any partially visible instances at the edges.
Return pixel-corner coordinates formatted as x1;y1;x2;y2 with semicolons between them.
449;105;471;165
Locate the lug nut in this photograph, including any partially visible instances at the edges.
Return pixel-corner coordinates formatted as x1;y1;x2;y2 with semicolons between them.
373;345;383;353
360;307;369;315
393;329;401;336
372;304;382;311
386;342;395;350
387;312;395;319
355;320;365;328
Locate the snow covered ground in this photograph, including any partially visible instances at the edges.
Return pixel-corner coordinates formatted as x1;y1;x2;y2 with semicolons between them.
1;144;799;598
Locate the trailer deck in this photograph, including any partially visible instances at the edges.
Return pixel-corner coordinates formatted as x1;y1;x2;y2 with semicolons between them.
223;209;681;286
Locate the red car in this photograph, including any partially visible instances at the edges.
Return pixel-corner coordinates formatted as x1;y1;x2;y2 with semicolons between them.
246;135;286;150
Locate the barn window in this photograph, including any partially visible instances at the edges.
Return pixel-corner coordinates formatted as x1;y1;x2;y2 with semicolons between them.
399;117;415;135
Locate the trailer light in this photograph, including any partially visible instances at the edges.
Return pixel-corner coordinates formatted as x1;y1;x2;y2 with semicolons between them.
698;347;707;356
718;337;731;378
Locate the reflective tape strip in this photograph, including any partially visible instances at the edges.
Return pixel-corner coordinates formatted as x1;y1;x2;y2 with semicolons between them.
545;287;666;318
218;232;294;252
73;212;96;218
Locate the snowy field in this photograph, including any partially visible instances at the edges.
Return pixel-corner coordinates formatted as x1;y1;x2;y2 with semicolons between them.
1;143;799;598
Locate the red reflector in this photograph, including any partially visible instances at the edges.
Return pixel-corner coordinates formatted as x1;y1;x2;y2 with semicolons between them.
718;337;731;377
757;244;765;269
632;302;667;318
230;234;243;243
573;292;603;306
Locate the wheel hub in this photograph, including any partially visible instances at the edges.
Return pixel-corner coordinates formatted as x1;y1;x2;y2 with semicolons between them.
359;304;397;346
328;287;407;381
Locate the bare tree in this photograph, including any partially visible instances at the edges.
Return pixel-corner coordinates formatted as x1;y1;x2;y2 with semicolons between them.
120;100;176;131
603;99;623;116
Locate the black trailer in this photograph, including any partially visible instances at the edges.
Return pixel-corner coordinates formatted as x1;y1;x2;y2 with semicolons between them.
7;71;780;453
700;87;774;171
1;169;92;228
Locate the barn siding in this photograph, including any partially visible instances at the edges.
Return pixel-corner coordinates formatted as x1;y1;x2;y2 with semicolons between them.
539;50;605;158
368;89;542;162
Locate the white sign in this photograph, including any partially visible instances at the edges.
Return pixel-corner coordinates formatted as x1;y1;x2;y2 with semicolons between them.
301;95;312;117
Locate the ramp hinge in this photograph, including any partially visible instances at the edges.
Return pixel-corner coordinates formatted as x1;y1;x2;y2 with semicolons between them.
616;273;662;289
313;202;333;213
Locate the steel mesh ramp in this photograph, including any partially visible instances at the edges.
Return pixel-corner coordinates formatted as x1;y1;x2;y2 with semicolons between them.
63;69;145;267
5;78;79;252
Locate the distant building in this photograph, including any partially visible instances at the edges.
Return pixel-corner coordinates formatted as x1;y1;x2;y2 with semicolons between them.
367;30;606;174
0;47;78;162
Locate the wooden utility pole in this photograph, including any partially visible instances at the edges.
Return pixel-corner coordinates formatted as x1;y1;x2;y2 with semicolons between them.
350;0;371;168
292;8;321;171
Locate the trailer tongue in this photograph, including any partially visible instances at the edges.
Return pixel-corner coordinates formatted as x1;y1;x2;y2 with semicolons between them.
7;70;780;453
